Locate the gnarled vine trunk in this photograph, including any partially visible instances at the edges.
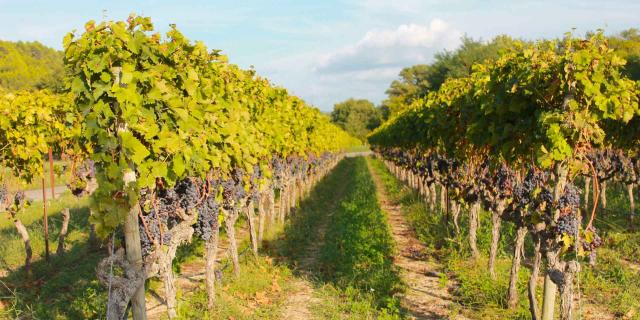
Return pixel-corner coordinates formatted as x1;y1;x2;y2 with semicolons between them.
98;249;145;320
542;164;568;320
583;177;591;212
488;202;505;279
245;201;258;256
13;215;32;275
468;202;480;259
507;226;527;309
268;188;276;228
528;237;542;320
600;181;607;209
224;209;241;277
278;186;286;223
558;262;580;320
205;223;220;310
56;208;71;255
429;184;437;211
440;184;447;213
628;183;635;219
258;194;266;244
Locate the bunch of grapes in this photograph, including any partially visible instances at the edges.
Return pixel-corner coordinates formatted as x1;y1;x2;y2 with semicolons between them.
14;191;26;208
556;214;578;236
138;188;170;257
220;170;248;210
556;184;581;215
272;155;285;186
156;185;178;218
68;160;96;197
0;185;7;204
494;164;515;198
221;179;237;210
138;212;171;257
583;231;603;251
249;165;263;203
175;178;200;212
233;170;247;200
194;182;220;241
617;153;636;184
587;149;623;181
513;168;543;207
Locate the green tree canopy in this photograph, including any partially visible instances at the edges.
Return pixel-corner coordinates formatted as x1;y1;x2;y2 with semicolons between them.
380;35;519;119
0;40;64;91
330;98;381;141
608;28;640;81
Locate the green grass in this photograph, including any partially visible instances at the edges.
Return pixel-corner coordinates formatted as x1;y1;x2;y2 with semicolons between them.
272;157;402;319
176;255;297;320
0;193;107;319
3;160;69;192
319;157;402;311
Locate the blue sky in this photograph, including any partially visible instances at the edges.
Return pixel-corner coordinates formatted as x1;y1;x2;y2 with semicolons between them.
1;0;638;111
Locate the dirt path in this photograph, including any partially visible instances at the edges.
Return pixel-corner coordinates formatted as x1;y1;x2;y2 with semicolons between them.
281;163;355;320
280;233;322;320
367;159;468;320
279;206;331;320
23;185;67;201
277;207;324;320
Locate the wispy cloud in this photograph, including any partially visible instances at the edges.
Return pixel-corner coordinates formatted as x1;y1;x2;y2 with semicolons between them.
315;19;461;73
257;20;461;110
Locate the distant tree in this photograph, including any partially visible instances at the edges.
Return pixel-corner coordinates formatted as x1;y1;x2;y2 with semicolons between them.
0;40;64;91
608;28;640;81
380;35;519;119
382;65;432;118
331;98;381;141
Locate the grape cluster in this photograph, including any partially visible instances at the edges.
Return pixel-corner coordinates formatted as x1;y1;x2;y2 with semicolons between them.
556;214;578;236
494;164;515;198
513;169;546;207
139;212;171;256
137;177;206;257
587;148;624;181
584;232;603;251
249;165;262;203
221;170;247;210
233;170;247;200
175;178;200;212
557;184;581;214
272;155;285;187
138;189;167;257
155;186;178;219
194;180;220;241
0;185;7;204
14;191;26;207
68;160;96;197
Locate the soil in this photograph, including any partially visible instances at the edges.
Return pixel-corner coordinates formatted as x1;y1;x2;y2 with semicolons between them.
367;160;469;320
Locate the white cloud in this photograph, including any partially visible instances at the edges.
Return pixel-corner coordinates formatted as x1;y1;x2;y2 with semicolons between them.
254;19;463;111
315;19;461;73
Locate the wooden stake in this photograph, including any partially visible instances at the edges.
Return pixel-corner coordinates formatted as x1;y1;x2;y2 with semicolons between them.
42;176;50;262
49;147;55;200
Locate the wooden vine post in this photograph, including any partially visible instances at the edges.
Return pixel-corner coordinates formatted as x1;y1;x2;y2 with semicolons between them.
49;147;55;200
42;175;49;262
